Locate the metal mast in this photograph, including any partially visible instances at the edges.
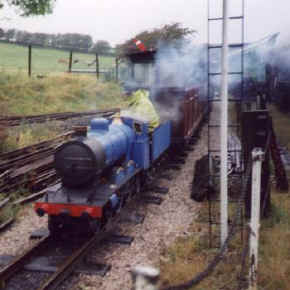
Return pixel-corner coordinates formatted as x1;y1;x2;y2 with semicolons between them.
220;0;229;245
207;0;245;248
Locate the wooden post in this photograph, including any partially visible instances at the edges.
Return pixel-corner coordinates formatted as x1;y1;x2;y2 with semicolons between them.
68;51;73;73
115;57;119;82
28;45;32;77
131;266;160;290
96;54;99;79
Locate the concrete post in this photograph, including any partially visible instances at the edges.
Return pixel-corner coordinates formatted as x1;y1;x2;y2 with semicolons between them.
131;266;160;290
249;148;264;290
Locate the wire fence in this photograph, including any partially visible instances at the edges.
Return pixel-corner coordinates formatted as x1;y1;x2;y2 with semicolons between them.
0;40;118;81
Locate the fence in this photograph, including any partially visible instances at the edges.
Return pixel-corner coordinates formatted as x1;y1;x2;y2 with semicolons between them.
0;40;119;81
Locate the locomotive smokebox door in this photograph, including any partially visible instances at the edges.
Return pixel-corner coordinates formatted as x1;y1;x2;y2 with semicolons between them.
54;139;106;188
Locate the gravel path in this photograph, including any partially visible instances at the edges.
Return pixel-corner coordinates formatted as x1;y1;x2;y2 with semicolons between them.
0;123;208;290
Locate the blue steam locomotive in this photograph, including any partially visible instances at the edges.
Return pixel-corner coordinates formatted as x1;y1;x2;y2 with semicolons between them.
34;50;207;236
35;115;172;235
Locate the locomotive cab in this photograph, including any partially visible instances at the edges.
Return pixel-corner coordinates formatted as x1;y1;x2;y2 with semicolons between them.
121;49;204;145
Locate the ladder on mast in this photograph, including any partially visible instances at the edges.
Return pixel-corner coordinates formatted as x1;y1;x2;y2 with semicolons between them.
207;0;245;248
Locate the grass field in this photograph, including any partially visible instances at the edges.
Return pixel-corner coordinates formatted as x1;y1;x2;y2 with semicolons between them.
0;42;115;75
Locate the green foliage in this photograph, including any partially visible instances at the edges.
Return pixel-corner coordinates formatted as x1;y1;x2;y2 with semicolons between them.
91;40;112;55
4;0;55;16
117;23;195;55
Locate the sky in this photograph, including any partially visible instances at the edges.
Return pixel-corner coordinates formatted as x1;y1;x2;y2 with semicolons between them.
0;0;289;46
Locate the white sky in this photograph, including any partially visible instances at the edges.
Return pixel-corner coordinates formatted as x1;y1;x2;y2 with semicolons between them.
0;0;289;46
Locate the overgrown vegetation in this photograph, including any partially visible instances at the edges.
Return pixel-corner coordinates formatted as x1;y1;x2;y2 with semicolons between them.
0;71;128;151
0;121;63;152
159;204;247;290
0;71;126;116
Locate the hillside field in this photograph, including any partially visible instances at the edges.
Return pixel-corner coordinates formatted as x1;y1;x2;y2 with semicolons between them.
0;42;115;75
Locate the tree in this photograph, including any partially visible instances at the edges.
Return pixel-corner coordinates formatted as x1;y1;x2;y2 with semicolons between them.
0;28;4;38
1;0;55;16
54;33;92;51
117;23;195;56
4;28;16;41
91;40;112;55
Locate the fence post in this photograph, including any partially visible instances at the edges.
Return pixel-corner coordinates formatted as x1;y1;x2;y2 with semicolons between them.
68;51;73;73
28;45;32;77
96;54;99;79
131;266;160;290
249;147;264;290
115;57;119;82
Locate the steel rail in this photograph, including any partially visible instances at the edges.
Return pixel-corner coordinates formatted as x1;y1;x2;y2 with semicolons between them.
37;230;112;290
0;217;14;232
0;198;10;210
0;235;51;288
0;108;120;127
0;131;73;162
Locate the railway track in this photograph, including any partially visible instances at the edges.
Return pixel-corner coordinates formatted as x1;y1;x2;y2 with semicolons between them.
0;227;114;290
0;108;120;127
